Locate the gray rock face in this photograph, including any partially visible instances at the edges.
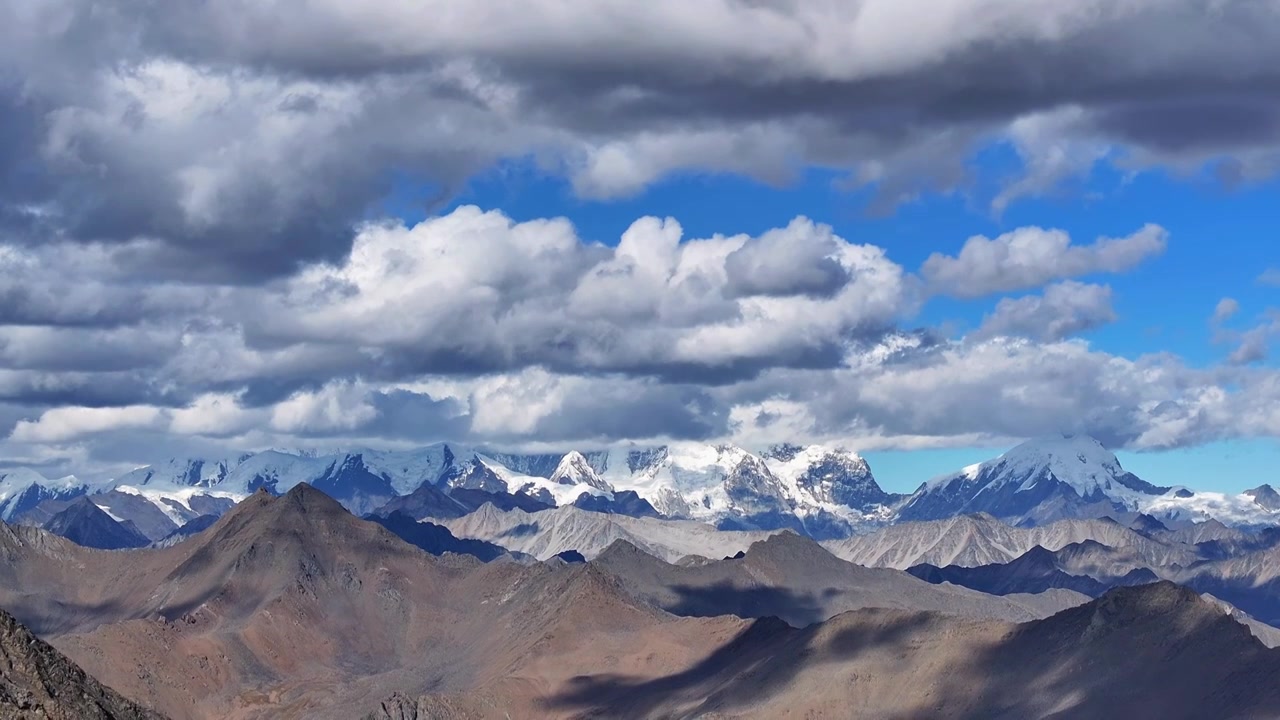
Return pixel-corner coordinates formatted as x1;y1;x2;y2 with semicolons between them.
41;497;150;550
309;454;400;517
723;452;792;516
0;481;87;524
790;448;895;509
1246;484;1280;512
441;458;508;493
0;608;165;719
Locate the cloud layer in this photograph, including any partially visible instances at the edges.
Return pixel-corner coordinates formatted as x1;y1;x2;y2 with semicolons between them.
0;202;1272;478
4;1;1280;476
3;1;1280;281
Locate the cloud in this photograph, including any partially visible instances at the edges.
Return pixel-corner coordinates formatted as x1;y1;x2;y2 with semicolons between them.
1259;269;1280;287
0;198;1275;475
974;281;1117;341
921;224;1167;298
10;405;165;443
723;218;851;298
1;1;1279;281
1213;297;1241;325
732;333;1280;452
1227;314;1280;365
245;207;913;383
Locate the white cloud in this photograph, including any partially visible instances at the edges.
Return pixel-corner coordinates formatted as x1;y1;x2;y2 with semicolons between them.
0;199;1278;474
921;224;1167;298
2;0;1279;284
250;207;914;379
10;406;165;443
169;393;265;437
975;281;1116;341
269;383;378;434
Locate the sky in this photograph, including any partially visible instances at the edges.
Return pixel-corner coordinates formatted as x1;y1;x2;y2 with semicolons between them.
1;0;1280;492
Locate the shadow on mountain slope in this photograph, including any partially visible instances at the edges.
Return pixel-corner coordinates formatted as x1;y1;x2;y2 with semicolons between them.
538;613;937;719
664;582;827;627
541;582;1280;720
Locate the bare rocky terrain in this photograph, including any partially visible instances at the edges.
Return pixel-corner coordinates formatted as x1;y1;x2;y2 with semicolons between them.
441;502;778;562
0;607;165;719
594;533;1088;626
823;512;1201;570
3;485;1280;719
368;583;1280;720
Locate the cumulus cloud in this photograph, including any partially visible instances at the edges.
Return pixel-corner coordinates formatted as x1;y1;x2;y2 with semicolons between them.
734;333;1280;452
0;197;1273;476
921;224;1167;298
246;207;912;382
1;1;1279;280
974;281;1117;341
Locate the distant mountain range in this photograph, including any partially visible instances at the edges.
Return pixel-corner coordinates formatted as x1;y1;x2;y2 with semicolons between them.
4;481;1279;719
4;435;1280;551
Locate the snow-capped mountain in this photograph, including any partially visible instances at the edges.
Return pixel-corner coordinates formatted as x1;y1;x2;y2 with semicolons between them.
601;443;902;538
899;435;1280;528
0;441;903;540
549;451;611;492
6;435;1276;542
0;469;88;522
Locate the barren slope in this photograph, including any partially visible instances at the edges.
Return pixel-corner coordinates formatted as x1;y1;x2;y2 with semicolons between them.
0;607;165;720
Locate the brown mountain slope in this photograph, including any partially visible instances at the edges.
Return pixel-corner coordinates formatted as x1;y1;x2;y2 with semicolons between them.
0;607;166;720
3;485;748;719
466;582;1280;720
10;487;1279;720
593;533;1087;627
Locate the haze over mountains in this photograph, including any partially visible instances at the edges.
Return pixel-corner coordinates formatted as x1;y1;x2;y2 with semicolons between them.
5;435;1280;555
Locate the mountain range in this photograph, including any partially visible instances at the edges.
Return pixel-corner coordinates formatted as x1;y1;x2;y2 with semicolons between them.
3;482;1280;718
4;435;1280;553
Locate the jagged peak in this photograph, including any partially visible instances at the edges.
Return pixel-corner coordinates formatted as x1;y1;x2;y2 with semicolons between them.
550;451;608;490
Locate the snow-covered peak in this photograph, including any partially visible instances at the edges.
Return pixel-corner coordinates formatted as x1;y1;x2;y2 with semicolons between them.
359;444;467;495
764;444;870;477
1002;434;1121;470
113;457;241;489
550;451;612;492
925;434;1136;497
902;434;1175;525
0;468;84;497
0;469;88;521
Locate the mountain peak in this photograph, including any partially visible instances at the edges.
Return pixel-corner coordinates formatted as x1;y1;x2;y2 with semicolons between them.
904;435;1169;524
1245;484;1280;512
1004;434;1118;465
550;451;611;491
